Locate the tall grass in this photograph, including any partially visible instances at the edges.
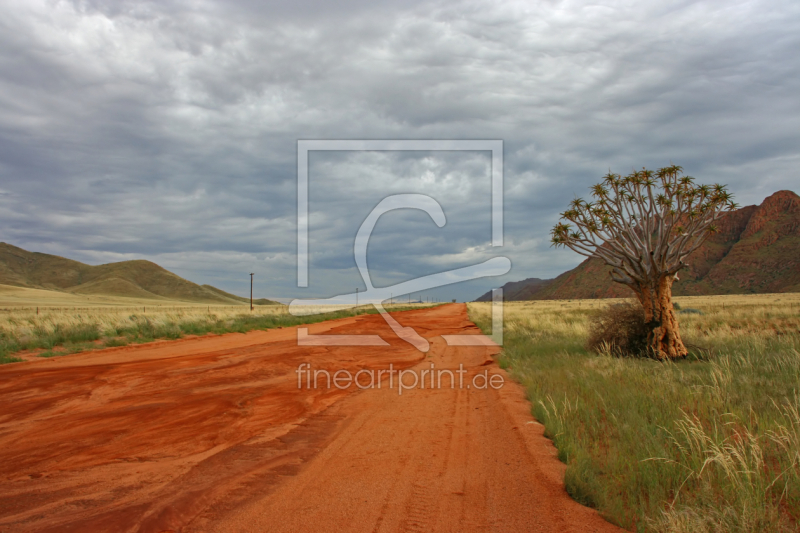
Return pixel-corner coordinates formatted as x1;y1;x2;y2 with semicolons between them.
469;297;800;532
0;304;433;360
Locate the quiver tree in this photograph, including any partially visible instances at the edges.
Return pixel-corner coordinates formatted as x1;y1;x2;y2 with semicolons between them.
551;165;737;359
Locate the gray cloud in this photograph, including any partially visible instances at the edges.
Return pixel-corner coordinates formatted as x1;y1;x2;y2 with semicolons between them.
0;0;798;301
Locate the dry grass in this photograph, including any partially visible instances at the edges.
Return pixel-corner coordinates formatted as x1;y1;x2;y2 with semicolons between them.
471;292;800;352
0;302;433;362
468;293;800;532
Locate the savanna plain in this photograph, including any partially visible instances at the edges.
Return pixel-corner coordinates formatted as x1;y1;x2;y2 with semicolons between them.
470;293;800;532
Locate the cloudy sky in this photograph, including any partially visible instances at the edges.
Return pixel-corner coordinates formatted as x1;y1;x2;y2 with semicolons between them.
1;0;798;302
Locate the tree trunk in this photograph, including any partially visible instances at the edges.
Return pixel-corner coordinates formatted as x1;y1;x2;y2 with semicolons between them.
634;275;688;360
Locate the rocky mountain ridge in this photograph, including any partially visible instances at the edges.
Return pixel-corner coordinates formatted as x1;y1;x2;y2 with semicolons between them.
475;190;800;301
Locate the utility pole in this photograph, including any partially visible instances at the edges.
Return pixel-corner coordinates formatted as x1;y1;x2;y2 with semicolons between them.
356;287;359;308
250;273;254;311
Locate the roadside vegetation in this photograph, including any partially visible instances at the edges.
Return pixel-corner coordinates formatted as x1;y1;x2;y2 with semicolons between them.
0;304;432;362
469;293;800;532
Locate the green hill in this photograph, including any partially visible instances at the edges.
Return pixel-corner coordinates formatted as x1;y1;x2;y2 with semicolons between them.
0;243;274;304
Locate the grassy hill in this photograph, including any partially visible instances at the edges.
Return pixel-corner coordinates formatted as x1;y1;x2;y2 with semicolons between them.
0;243;276;304
475;190;800;301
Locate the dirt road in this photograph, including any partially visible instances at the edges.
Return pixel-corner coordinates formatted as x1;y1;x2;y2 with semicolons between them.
0;304;621;532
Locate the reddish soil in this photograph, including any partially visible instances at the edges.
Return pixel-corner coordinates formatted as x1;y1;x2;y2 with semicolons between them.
0;304;622;532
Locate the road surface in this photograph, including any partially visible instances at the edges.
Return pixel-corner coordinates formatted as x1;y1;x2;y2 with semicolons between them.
0;304;622;532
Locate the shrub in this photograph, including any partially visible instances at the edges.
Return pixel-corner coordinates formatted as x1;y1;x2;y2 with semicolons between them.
586;301;650;357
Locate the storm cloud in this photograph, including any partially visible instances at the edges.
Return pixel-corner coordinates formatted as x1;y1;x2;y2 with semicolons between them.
1;0;798;301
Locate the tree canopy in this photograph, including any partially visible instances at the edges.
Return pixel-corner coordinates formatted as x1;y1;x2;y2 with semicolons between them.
551;165;738;290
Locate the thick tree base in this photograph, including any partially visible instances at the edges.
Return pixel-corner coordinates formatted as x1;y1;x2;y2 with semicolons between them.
637;276;688;360
647;323;688;360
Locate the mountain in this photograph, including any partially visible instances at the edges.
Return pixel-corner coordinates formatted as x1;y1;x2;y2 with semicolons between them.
0;242;278;304
474;277;552;301
474;190;800;301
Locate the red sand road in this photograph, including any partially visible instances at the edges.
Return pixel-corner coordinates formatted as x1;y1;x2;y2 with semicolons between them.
0;304;622;533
